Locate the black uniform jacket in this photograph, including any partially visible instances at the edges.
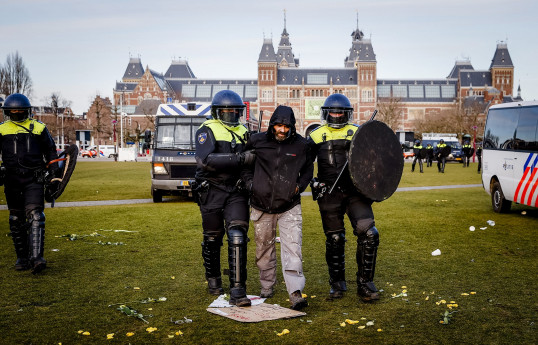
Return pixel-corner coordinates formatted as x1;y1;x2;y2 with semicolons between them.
307;124;358;191
0;118;58;173
241;106;313;214
195;119;248;192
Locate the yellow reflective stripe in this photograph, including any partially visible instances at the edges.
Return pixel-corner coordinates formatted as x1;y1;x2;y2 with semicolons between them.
0;119;45;136
310;124;357;144
202;120;247;142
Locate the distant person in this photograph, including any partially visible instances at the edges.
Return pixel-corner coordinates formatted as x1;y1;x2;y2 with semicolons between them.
241;105;313;310
308;94;381;302
476;144;483;173
193;90;255;307
436;139;450;173
0;93;59;273
411;140;423;173
425;143;434;167
462;140;473;167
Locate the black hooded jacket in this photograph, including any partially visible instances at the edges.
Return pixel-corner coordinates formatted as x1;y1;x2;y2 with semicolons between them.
241;106;313;214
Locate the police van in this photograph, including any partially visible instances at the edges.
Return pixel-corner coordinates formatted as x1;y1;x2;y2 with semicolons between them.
421;133;463;162
481;101;538;212
150;102;211;202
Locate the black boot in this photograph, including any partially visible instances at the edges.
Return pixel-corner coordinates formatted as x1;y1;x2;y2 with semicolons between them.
28;210;46;274
227;226;250;307
202;235;224;295
326;232;347;298
9;213;30;271
356;227;380;302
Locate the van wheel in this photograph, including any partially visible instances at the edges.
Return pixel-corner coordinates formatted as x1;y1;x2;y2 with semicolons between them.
152;190;163;203
491;181;511;213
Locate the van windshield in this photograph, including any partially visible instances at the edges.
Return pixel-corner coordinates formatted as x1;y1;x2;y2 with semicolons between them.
155;117;206;150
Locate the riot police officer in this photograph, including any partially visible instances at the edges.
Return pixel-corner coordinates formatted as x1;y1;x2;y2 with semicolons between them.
425;143;434;167
476;143;483;173
462;140;472;167
436;139;448;173
0;93;58;273
308;94;380;302
194;90;254;307
411;140;423;173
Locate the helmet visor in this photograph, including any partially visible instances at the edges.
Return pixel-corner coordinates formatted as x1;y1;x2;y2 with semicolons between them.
321;108;353;128
216;108;243;126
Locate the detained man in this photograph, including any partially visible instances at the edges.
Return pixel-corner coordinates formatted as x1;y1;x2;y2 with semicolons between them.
241;105;313;310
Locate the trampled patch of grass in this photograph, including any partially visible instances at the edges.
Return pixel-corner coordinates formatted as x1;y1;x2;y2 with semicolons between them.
0;161;536;344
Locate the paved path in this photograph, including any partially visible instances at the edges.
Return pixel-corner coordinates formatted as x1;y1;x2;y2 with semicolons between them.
0;184;483;210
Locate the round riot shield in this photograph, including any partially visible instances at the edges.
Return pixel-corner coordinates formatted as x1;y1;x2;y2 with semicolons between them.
45;144;78;203
348;120;404;202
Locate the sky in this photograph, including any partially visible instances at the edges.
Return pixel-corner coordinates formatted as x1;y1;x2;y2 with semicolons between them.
2;0;537;115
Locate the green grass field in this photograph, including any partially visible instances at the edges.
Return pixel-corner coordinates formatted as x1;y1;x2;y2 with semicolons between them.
0;161;536;344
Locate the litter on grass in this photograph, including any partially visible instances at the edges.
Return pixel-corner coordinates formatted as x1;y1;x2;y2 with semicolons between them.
469;226;475;231
487;220;495;226
431;249;441;256
171;317;193;324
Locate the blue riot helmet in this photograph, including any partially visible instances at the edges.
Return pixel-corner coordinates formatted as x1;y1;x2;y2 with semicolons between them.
2;93;32;122
320;93;353;128
211;90;245;127
415;140;420;145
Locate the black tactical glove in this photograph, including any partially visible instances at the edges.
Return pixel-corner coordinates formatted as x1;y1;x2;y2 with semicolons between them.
239;150;256;166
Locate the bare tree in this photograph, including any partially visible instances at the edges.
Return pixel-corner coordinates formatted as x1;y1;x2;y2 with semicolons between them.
0;51;33;97
88;96;113;146
376;97;403;131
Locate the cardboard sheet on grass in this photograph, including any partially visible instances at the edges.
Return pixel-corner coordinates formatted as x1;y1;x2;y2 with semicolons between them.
207;295;306;322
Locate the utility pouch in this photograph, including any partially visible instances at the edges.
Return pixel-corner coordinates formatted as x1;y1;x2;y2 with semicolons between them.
192;180;209;206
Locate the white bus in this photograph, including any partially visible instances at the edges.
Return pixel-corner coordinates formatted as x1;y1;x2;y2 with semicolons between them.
482;101;538;212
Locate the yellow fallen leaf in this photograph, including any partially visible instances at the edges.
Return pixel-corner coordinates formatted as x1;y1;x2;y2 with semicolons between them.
77;331;84;334
461;293;470;296
134;287;141;291
146;327;158;333
377;329;383;332
175;330;183;336
358;326;366;329
171;276;175;280
302;293;308;298
425;296;430;301
470;292;477;295
82;332;90;336
277;329;290;336
340;322;346;327
361;317;367;320
401;286;407;289
126;332;135;337
345;319;360;325
439;320;444;324
168;335;174;339
311;295;317;298
402;289;408;293
147;308;153;311
106;333;114;340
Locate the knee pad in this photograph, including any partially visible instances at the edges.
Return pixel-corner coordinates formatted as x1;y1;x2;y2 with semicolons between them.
227;226;247;246
9;212;25;226
358;226;379;246
27;210;45;228
326;232;346;247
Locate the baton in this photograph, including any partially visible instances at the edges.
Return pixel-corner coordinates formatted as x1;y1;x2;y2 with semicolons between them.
327;109;378;195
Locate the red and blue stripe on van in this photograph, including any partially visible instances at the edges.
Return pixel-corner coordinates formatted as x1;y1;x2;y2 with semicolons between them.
514;153;538;206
